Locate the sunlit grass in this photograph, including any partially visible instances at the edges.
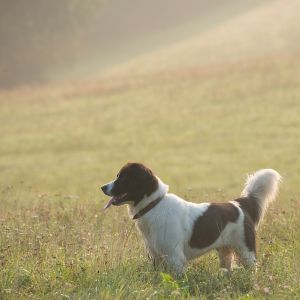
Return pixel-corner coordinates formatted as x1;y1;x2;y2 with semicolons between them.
1;38;300;300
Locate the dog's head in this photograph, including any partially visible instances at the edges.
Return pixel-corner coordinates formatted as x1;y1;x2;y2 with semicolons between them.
101;162;158;209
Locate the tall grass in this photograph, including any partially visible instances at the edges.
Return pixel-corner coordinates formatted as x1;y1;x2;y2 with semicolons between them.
1;31;300;300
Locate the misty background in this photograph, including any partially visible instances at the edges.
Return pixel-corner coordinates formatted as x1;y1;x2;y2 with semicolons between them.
0;0;264;88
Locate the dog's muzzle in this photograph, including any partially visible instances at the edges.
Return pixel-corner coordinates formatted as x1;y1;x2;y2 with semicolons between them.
101;184;109;195
101;181;114;196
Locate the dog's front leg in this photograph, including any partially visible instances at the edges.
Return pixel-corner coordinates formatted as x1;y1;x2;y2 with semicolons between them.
164;252;186;277
148;250;185;276
147;252;161;269
145;244;163;269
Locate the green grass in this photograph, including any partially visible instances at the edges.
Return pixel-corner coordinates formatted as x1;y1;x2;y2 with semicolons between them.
1;0;300;297
1;54;300;299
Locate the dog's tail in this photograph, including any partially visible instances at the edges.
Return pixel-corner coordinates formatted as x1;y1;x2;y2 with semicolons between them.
236;169;281;227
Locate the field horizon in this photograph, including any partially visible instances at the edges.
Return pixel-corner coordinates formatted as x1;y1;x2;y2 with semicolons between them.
1;0;300;299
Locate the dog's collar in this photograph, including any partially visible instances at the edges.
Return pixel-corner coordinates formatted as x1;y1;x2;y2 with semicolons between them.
133;195;164;220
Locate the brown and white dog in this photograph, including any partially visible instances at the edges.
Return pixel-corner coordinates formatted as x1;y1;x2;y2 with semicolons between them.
101;163;281;275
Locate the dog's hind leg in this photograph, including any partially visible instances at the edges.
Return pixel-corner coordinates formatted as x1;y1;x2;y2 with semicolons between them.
237;246;257;269
237;215;257;270
217;247;234;271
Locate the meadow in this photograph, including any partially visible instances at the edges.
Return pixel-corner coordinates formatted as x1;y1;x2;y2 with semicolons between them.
1;0;300;299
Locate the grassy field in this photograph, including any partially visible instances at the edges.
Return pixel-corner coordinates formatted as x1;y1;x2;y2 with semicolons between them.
1;0;300;299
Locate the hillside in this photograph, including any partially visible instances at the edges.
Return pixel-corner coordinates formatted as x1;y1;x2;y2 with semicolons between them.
0;0;265;87
65;0;268;78
98;0;300;82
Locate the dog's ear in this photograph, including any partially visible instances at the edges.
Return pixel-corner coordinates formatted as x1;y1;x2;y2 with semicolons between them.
140;166;158;196
126;164;158;205
144;175;158;196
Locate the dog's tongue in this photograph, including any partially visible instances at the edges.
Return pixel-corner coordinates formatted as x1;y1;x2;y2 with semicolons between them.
104;197;116;209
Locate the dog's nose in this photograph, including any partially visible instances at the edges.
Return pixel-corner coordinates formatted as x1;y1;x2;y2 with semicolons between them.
101;185;107;193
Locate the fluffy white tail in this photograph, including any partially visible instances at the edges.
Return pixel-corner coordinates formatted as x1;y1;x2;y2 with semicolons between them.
241;169;282;225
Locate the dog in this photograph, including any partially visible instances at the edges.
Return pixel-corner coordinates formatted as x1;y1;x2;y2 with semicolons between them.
101;162;281;275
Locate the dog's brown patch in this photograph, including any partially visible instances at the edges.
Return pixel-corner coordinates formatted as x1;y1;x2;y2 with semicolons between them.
234;197;258;253
189;203;239;249
235;196;261;225
217;247;234;270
